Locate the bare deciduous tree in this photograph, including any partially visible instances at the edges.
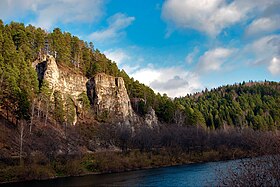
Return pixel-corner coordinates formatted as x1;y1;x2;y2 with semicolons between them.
218;131;280;186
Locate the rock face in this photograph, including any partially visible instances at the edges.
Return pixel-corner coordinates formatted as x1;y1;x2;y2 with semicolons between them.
87;73;135;122
35;55;87;99
34;55;158;126
144;107;158;127
34;55;88;125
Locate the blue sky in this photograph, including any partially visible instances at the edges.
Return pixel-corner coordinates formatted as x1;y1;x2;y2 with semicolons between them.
0;0;279;97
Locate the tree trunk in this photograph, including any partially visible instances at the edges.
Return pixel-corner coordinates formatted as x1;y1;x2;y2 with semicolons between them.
37;100;41;117
19;121;24;166
0;73;4;88
64;122;67;137
6;105;8;121
30;99;35;134
44;102;49;126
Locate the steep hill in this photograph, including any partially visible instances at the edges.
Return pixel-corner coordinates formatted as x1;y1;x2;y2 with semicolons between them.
0;20;163;125
0;20;280;131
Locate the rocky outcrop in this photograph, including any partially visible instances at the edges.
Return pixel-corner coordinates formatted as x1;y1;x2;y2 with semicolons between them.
34;55;88;125
144;107;158;127
34;55;87;99
87;73;135;122
34;55;158;126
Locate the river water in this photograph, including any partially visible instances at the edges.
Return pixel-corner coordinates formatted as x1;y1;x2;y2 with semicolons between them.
2;160;238;187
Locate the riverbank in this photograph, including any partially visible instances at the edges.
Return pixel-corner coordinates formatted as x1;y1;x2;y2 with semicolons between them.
0;148;250;184
1;158;244;187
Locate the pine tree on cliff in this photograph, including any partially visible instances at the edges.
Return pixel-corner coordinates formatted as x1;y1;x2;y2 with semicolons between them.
39;81;52;126
53;91;65;125
50;28;71;65
78;92;91;118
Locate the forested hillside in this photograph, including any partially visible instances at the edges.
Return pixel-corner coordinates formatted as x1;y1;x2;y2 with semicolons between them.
0;20;280;130
174;82;280;130
0;20;157;124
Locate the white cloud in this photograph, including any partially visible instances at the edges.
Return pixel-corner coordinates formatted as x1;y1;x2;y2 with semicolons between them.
242;34;280;75
103;48;141;74
250;35;280;56
161;0;279;37
246;16;280;36
104;49;130;66
162;0;242;36
244;34;280;66
89;13;135;42
197;48;234;72
103;47;203;97
268;57;280;76
185;47;199;64
0;0;105;30
131;66;203;97
0;0;38;19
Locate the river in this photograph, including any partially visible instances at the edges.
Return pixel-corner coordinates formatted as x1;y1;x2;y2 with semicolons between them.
2;160;238;187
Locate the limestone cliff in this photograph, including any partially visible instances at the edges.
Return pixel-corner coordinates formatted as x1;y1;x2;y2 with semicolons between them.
34;55;87;99
34;55;88;125
87;73;135;122
34;56;136;124
33;55;158;126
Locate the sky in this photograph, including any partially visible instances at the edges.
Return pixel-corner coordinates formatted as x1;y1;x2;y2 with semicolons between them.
0;0;279;97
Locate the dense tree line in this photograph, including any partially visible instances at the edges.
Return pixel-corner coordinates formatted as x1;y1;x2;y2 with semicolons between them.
127;80;280;131
173;81;280;130
94;122;280;156
0;20;39;125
